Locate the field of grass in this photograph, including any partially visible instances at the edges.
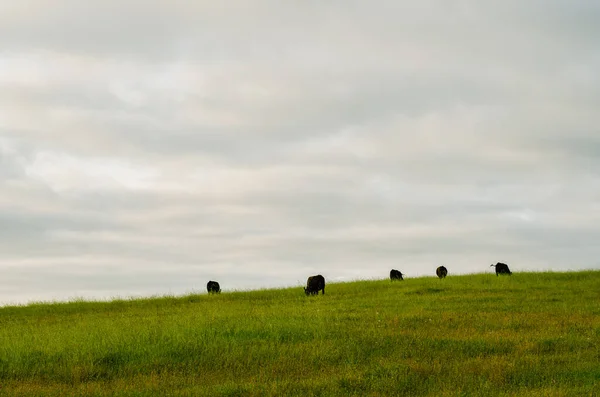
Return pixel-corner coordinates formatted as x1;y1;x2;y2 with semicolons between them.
0;271;599;396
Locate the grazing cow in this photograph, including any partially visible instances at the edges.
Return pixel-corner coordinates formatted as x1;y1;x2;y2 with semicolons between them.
436;266;448;279
206;280;221;294
304;275;325;296
491;262;512;276
390;269;404;281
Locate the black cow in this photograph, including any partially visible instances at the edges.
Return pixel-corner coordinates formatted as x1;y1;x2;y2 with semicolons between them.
491;262;512;276
436;266;448;279
304;275;325;296
390;269;404;281
206;280;221;294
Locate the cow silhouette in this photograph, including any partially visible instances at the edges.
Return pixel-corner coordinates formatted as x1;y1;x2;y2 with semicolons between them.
390;269;404;281
436;266;448;279
304;275;325;295
206;280;221;294
491;262;512;276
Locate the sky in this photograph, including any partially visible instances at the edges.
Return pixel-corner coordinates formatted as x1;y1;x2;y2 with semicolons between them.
1;1;600;305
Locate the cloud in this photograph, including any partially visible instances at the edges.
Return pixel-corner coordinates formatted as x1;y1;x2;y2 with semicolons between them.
1;0;600;304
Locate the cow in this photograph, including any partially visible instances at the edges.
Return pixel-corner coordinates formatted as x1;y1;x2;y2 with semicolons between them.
304;275;325;296
491;262;512;276
206;280;221;294
390;269;404;281
436;266;448;279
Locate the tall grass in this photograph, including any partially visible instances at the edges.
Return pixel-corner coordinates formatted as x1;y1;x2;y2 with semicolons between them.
0;271;599;396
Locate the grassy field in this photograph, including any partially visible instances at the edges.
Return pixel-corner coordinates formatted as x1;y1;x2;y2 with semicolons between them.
0;271;599;396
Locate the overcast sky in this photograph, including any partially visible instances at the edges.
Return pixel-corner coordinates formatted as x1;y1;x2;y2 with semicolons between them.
1;1;599;305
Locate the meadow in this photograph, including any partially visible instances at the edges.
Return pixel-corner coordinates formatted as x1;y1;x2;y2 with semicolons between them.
0;271;599;396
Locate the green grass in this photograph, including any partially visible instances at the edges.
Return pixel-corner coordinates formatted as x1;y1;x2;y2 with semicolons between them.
0;271;599;396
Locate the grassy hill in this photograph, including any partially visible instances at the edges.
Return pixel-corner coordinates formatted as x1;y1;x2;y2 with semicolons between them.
0;271;599;396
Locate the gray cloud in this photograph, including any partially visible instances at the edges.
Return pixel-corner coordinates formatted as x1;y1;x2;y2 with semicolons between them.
1;0;600;304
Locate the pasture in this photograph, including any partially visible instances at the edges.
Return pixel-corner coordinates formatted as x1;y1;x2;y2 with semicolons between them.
0;271;599;396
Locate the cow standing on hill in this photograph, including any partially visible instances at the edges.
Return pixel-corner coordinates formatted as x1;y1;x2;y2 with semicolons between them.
304;275;325;295
491;262;512;276
390;269;404;281
207;281;221;294
436;266;448;279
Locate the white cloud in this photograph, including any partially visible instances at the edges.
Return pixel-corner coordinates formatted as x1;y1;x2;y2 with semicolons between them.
25;151;160;192
1;0;600;304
